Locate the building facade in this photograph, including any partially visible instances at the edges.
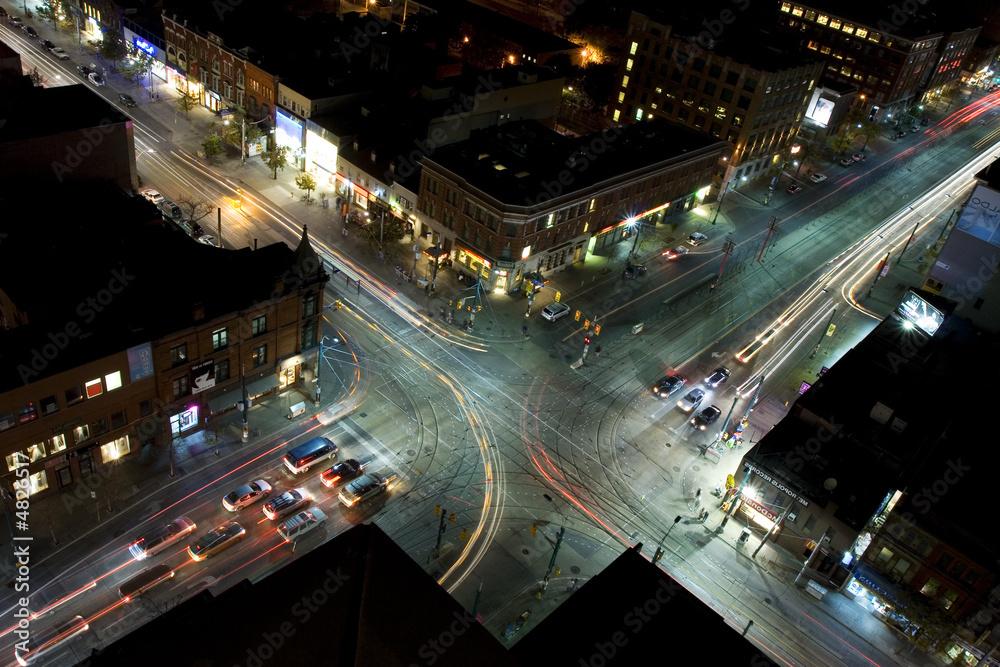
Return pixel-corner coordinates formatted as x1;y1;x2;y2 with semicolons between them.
163;13;247;113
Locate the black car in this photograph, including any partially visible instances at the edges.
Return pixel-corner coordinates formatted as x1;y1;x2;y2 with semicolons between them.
691;405;722;430
895;131;908;139
320;459;367;489
22;26;38;38
920;118;929;126
704;366;731;388
119;93;137;107
78;65;95;77
652;374;685;398
623;263;647;279
39;39;55;50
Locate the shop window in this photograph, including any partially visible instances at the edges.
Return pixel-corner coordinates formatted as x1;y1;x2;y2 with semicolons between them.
170;343;188;367
213;327;228;350
302;320;317;350
303;293;318;318
140;399;153;417
49;434;67;454
79;450;94;475
19;403;38;424
920;578;941;597
73;424;91;444
14;471;48;496
56;465;72;489
252;315;267;336
100;435;130;463
876;547;894;564
111;409;127;430
27;442;46;462
66;385;84;406
39;395;59;416
6;452;29;472
217;359;230;382
105;371;122;391
892;559;910;576
252;344;267;368
172;375;190;400
0;410;14;431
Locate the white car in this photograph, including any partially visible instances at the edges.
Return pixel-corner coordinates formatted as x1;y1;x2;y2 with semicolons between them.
141;189;164;204
809;173;827;183
222;480;271;512
49;47;70;60
688;232;708;246
541;302;570;322
88;72;106;87
197;235;219;247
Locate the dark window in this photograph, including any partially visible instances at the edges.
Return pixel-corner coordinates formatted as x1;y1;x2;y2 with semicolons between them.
18;403;38;424
212;327;228;350
303;293;318;318
56;465;73;489
0;411;13;432
709;64;722;78
670;68;683;83
79;450;94;475
951;562;966;578
252;315;266;336
678;108;690;121
170;343;187;367
217;359;230;382
936;553;954;569
252;344;267;368
744;78;757;92
725;71;739;86
110;409;127;430
65;385;85;406
687;75;700;89
302;319;317;350
721;88;734;103
140;399;153;417
737;95;751;110
91;417;109;437
507;223;517;237
172;376;190;400
39;395;59;416
703;81;717;96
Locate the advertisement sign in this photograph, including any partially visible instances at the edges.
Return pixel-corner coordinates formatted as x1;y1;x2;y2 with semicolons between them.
190;360;216;394
127;343;154;382
276;110;303;152
895;290;944;336
134;37;156;57
807;97;835;127
956;184;1000;246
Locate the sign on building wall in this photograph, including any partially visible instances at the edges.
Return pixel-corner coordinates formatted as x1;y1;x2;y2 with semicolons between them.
127;343;154;382
191;359;216;394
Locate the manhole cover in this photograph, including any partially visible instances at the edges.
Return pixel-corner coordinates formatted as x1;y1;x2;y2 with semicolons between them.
522;548;530;556
359;412;367;418
406;449;416;457
424;446;434;454
570;566;581;574
764;597;772;605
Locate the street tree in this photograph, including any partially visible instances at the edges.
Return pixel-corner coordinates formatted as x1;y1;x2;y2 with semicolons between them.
202;133;224;162
175;196;215;224
177;91;200;118
119;47;153;87
99;35;128;67
35;0;71;32
295;172;317;202
261;146;289;180
221;108;263;156
855;121;882;150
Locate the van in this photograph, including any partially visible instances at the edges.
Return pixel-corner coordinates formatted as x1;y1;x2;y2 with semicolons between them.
118;564;174;601
277;508;327;542
283;437;338;474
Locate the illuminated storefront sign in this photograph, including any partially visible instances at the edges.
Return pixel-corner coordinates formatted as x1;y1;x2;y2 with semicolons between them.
275;110;303;153
306;129;338;186
740;495;778;522
743;463;810;507
456;246;491;269
134;37;155;56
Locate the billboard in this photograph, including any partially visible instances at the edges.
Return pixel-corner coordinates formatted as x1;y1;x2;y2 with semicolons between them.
191;360;216;394
127;343;154;382
896;291;944;336
955;184;1000;246
807;97;835;128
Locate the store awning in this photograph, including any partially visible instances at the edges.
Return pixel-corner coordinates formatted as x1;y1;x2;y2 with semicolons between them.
207;389;242;414
246;374;280;398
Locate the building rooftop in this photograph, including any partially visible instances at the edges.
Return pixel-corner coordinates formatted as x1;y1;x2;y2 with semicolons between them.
426;119;727;207
0;83;131;145
412;0;579;54
0;180;326;393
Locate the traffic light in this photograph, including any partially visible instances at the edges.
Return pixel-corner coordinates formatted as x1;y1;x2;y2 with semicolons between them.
460;528;468;541
594;324;601;335
584;319;590;329
457;298;464;309
449;512;456;525
574;310;581;321
530;523;537;536
335;299;343;310
584;336;591;345
434;504;441;516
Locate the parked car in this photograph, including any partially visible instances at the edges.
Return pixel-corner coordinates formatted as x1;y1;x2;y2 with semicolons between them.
662;246;688;259
677;388;706;412
704;366;732;388
786;184;802;194
541;301;570;322
141;189;164;204
39;39;55;50
22;26;37;38
0;6;8;17
50;47;70;60
839;157;854;167
920;118;929;126
652;374;686;398
853;153;866;162
691;405;723;430
187;521;245;561
623;263;646;279
809;173;827;183
320;459;367;489
161;200;182;219
88;72;106;87
688;232;708;246
78;65;95;77
197;234;219;247
895;131;908;139
119;93;137;107
263;489;311;521
222;480;271;512
910;126;920;133
7;15;23;27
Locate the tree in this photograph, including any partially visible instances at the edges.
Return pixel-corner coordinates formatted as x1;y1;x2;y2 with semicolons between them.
261;146;289;180
202;133;224;162
177;91;200;118
580;62;617;112
856;121;882;150
119;47;153;87
295;172;317;202
221;108;263;156
99;35;128;67
35;0;71;32
175;196;214;224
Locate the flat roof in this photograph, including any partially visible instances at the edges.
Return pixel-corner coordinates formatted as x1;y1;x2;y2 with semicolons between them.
411;0;579;53
0;84;131;145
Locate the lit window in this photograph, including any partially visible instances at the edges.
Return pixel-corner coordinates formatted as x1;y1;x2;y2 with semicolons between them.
6;452;29;472
842;23;854;34
14;471;48;496
791;6;802;16
816;14;828;25
50;434;67;453
252;344;267;368
629;42;637;55
73;424;91;444
626;58;633;72
829;19;841;30
618;91;625;103
27;442;46;462
920;578;941;597
105;371;122;391
779;2;790;11
613;109;620;122
635;108;643;120
85;378;103;399
621;75;629;88
213;327;228;350
100;435;130;463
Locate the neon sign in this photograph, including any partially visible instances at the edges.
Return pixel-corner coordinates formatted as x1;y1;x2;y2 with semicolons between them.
134;38;155;57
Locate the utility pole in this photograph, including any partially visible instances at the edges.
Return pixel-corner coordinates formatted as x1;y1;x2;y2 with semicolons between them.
217;207;222;245
752;492;797;558
431;508;447;561
581;316;597;362
717;467;752;533
896;220;920;264
810;305;838;359
711;238;736;291
315;336;325;406
380;209;385;248
539;526;565;595
653;516;682;562
241;117;246;168
795;529;830;586
867;252;890;297
714;396;741;447
711;180;731;225
758;216;780;262
468;278;482;331
471;581;483;619
241;362;249;442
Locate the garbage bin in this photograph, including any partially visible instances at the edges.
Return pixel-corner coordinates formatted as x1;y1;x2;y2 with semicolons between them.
631;322;644;335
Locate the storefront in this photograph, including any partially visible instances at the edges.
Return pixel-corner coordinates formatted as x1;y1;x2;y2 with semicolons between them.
306;129;338;190
275;110;304;169
844;564;920;635
170;405;199;435
455;246;494;289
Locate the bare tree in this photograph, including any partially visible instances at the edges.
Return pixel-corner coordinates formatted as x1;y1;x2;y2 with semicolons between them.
175;196;215;224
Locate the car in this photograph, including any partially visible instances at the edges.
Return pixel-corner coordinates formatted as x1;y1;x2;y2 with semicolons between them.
852;153;866;162
910;126;919;133
677;388;706;412
691;405;723;430
277;509;327;543
50;47;70;60
161;200;182;219
187;521;245;561
339;471;396;508
785;184;802;194
78;65;95;77
128;516;197;560
222;479;271;512
541;301;570;322
662;246;688;259
141;188;164;204
320;459;367;488
920;118;929;126
7;16;23;27
895;131;908;139
197;234;219;247
88;72;106;86
22;26;37;38
39;40;54;50
809;173;827;183
177;219;205;237
652;374;685;398
840;157;854;166
262;488;311;521
14;615;89;666
119;93;137;107
687;232;708;246
704;366;731;388
623;263;646;279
